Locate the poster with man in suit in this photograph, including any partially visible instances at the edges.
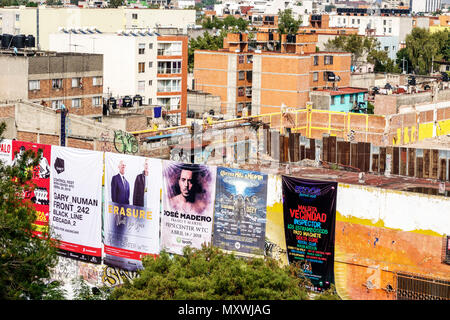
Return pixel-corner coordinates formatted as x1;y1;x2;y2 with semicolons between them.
104;152;162;271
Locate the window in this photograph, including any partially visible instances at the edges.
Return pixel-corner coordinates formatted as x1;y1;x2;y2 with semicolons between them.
157;79;181;92
138;43;145;54
149;43;153;49
340;95;345;104
72;98;81;108
149;80;153;86
157;42;181;56
51;100;63;110
247;55;253;63
138;62;145;73
388;28;392;33
324;55;333;65
313;55;319;66
384;46;389;51
93;77;102;86
383;20;386;25
349;94;354;103
157;97;180;111
15;14;19;21
52;79;63;89
158;61;181;74
238;87;244;96
238;55;244;64
148;98;152;105
132;13;138;19
92;96;102;106
138;80;145;92
28;80;40;91
245;87;252;97
313;72;318;82
72;77;81;88
330;96;335;105
149;61;153;68
238;71;245;80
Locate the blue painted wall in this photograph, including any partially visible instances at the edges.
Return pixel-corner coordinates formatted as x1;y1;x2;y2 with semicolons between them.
330;92;367;112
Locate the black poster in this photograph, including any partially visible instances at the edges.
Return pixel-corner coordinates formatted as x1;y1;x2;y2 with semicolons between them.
282;175;337;292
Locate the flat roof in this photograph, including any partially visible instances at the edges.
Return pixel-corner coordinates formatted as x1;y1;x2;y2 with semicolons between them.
313;87;368;95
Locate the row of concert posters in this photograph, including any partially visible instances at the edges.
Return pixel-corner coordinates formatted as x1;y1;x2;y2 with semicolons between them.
213;167;268;257
103;152;162;271
282;175;337;292
49;146;103;264
2;139;337;284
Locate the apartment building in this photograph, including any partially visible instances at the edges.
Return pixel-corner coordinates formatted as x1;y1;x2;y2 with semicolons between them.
252;50;351;114
0;50;104;117
328;12;414;42
194;33;254;117
0;7;196;50
194;32;351;116
49;29;188;125
411;0;442;13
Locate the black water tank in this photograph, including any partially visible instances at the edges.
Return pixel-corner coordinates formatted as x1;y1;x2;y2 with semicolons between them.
1;34;13;48
12;34;26;49
122;96;132;108
25;35;35;48
108;97;117;109
133;94;143;106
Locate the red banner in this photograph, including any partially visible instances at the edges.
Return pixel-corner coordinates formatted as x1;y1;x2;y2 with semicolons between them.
11;140;51;237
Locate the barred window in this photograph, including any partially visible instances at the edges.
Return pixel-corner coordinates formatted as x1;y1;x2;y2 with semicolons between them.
28;80;40;90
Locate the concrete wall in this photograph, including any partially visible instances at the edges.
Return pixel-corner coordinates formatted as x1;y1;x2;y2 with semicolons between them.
350;73;375;89
0;101;117;152
187;91;221;116
0;55;28;101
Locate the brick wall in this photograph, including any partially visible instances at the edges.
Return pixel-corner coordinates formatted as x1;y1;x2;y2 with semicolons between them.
28;76;103;116
0;105;15;118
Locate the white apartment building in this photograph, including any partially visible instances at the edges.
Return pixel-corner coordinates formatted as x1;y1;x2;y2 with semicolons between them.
411;0;442;13
328;14;413;42
49;29;188;125
0;6;196;50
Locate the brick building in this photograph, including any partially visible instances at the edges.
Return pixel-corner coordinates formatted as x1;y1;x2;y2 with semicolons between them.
194;32;352;116
0;50;104;117
49;30;189;126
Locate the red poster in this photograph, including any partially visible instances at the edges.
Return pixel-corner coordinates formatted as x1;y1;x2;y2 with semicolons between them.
11;140;51;237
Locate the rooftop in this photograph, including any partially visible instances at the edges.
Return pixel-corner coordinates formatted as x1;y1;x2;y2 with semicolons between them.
312;87;368;95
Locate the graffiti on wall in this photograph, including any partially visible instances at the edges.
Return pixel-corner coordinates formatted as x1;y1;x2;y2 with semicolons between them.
101;266;138;287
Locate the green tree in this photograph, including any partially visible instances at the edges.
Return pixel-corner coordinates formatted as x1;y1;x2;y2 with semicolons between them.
189;30;227;71
404;28;446;75
277;9;302;35
110;245;340;300
108;0;124;8
0;122;64;300
325;34;381;67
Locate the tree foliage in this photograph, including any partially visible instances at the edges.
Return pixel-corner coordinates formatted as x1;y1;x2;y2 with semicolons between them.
277;9;302;35
110;245;340;300
108;0;124;8
0;122;63;300
189;30;228;71
403;28;449;75
202;15;249;32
